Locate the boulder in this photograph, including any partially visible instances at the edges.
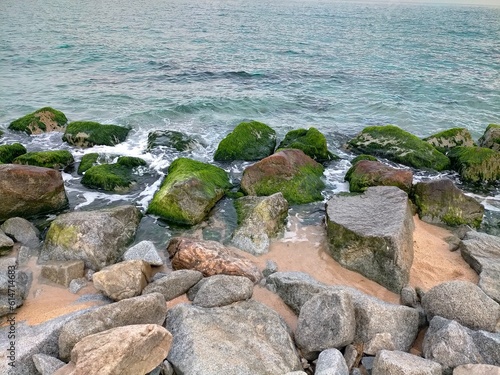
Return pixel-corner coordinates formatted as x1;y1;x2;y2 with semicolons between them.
77;152;99;174
315;348;349;375
142;269;203;301
93;260;151;301
166;300;302;374
147;130;204;151
325;186;414;293
240;149;325;204
191;275;254;307
421;280;500;332
372;350;442;375
69;278;87;294
13;150;74;170
41;260;85;287
40;205;142;271
479;124;500;151
345;160;413;193
32;354;66;375
277;127;338;162
1;217;40;248
423;128;475;153
412;179;484;228
81;163;137;192
0;143;27;163
58;292;167;361
147;158;231;225
448;146;500;183
346;125;450;171
214;120;276;161
167;237;262;283
0;257;31;317
0;164;68;222
62;121;130;147
8;107;67;134
0;231;14;255
123;240;163;266
232;192;288;255
460;231;500;303
454;364;500;375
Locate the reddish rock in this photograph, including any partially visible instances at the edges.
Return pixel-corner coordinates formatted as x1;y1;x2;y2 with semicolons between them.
167;237;262;283
345;160;413;193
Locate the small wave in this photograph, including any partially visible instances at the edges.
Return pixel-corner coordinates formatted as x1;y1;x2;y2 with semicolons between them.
56;44;73;49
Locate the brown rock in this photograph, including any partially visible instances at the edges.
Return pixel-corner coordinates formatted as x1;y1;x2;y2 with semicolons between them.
345;160;413;193
41;260;85;287
167;237;262;283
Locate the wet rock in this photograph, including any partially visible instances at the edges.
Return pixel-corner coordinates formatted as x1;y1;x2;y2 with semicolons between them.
13;150;74;170
423;127;475;153
123;240;163;266
62;121;130;147
0;230;14;255
9;107;67;134
192;275;254;308
372;350;442;375
77;152;98;174
0;257;32;317
147;129;204;151
454;364;500;375
315;348;349;375
448;146;500;183
345;160;413;193
277;127;338;162
1;217;40;248
0;143;27;163
32;354;65;375
142;269;203;301
479;124;500;151
41;260;85;287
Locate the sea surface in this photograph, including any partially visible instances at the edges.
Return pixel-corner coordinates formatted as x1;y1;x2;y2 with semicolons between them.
1;0;499;242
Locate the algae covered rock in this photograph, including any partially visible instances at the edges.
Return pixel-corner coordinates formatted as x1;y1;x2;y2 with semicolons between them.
0;143;27;163
479;124;500;151
347;125;450;171
277;127;338;162
9;107;68;134
448;146;500;183
77;153;99;174
423;127;475;153
62;121;130;147
214;120;276;161
147;158;231;225
13;150;74;170
147;130;203;151
345;160;413;193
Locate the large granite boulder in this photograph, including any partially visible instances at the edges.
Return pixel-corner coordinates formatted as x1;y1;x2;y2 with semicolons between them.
412;179;484;228
448;146;500;183
277;127;338;162
62;121;130;147
479;124;500;151
147;130;204;151
0;257;31;317
372;350;442;375
346;125;450;171
165;300;302;374
167;237;262;283
13;150;74;170
240;149;325;204
9;107;67;134
214;120;276;161
423;128;475;153
40;205;142;271
345;160;413;193
232;192;288;255
0;143;27;163
0;164;68;222
325;186;414;293
142;269;203;301
147;158;231;225
191;275;254;308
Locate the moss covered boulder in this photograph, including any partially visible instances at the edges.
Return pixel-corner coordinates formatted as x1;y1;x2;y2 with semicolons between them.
448;146;500;183
78;153;99;174
0;143;27;164
214;121;276;161
345;160;413;193
147;130;203;151
478;124;500;151
147;158;231;225
277;127;338;162
13;150;74;170
347;125;450;171
423;128;475;153
9;107;68;135
62;121;130;148
240;149;325;205
116;156;147;168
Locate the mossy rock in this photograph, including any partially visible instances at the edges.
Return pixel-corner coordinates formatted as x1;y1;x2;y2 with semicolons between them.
147;158;231;225
147;130;202;151
9;107;68;135
448;146;500;183
78;153;99;174
13;150;74;169
347;125;450;171
423;128;475;153
276;127;338;162
0;143;27;163
478;124;500;151
345;154;378;181
117;156;147;168
62;121;130;148
81;164;135;192
214;121;276;161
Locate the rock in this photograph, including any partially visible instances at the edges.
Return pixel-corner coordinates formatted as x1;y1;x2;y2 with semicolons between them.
62;121;130;147
166;300;302;374
77;152;99;174
142;269;203;301
372;350;442;375
346;125;450;171
241;149;325;204
263;259;278;277
192;275;254;307
0;143;27;163
1;217;40;248
0;164;68;222
232;192;288;255
400;286;419;308
325;186;414;293
295;290;356;357
448;146;500;183
214;120;276;161
277;127;338;162
41;260;85;287
315;348;349;375
93;260;151;301
345;160;413;193
32;354;66;375
81;163;136;192
285;372;307;375
13;150;74;170
167;237;262;283
147;130;204;151
0;231;14;255
460;231;500;303
69;277;88;294
343;344;361;371
147;158;231;225
421;280;500;332
123;240;163;266
423;128;475;153
58;292;167;361
479;124;500;151
412;179;484;228
41;205;142;271
454;364;500;375
0;257;32;317
8;107;67;134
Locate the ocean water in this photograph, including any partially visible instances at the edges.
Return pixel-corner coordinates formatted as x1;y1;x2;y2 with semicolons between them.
1;0;499;240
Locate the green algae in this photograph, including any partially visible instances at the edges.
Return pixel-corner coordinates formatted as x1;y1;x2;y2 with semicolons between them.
9;107;68;135
0;143;27;163
13;150;74;169
277;127;338;162
62;121;130;147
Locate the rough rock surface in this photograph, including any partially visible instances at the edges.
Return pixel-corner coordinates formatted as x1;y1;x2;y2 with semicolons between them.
448;146;500;183
423;127;475;153
453;364;500;375
32;354;66;375
315;348;349;375
372;350;442;375
0;257;32;317
192;275;254;308
142;269;203;301
345;160;413;193
326;186;414;293
123;240;163;266
479;124;500;151
40;260;85;287
0;217;40;248
0;230;14;255
277;127;337;162
8;107;67;134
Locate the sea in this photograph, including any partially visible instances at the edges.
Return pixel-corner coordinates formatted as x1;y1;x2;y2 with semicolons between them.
0;0;499;243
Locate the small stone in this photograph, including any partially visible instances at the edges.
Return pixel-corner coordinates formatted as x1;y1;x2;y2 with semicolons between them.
32;353;66;375
41;260;85;287
123;240;163;266
373;350;443;375
362;356;375;371
344;344;360;371
315;348;349;375
69;278;88;294
263;259;278;277
401;286;419;308
85;269;94;281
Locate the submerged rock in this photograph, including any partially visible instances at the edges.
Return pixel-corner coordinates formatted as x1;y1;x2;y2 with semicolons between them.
62;121;130;147
479;124;500;151
8;107;68;135
147;129;204;151
423;127;475;153
77;152;99;174
448;146;500;183
13;150;74;170
277;127;338;162
345;160;413;193
0;143;27;163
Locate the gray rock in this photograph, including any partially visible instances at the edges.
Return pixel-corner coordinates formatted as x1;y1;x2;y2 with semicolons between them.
0;257;32;317
58;292;167;361
159;360;175;375
285;372;308;375
151;272;168;282
315;348;349;375
295;290;356;357
373;350;442;375
40;205;142;271
343;344;360;371
40;260;85;287
421;280;500;332
454;364;500;375
32;353;65;375
401;286;419;308
69;277;88;294
0;230;14;255
460;231;500;303
1;217;40;248
325;186;414;293
123;240;163;266
361;356;375;371
263;259;279;277
142;269;203;301
166;300;302;374
470;329;500;366
192;275;254;308
17;245;33;265
350;369;362;375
